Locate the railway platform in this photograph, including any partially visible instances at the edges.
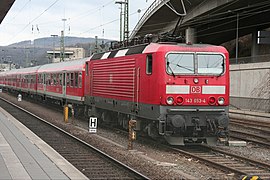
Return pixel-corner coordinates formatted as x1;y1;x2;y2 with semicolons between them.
0;107;88;180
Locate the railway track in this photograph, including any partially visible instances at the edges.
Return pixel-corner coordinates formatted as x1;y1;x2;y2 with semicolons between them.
0;97;149;179
230;118;270;129
229;111;270;147
105;124;270;179
230;128;270;147
169;145;270;179
2;92;269;179
96;113;270;179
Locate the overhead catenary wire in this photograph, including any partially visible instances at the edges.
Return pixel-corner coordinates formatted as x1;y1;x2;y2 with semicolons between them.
2;0;270;45
77;0;270;41
4;0;61;45
8;0;32;22
79;6;149;36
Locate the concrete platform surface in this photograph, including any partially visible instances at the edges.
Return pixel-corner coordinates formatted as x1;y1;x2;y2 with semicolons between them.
0;107;88;180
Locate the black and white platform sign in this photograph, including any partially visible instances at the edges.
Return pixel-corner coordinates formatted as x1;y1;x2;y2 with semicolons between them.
89;117;97;133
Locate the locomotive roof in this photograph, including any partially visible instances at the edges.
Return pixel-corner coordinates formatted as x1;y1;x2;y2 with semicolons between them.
89;43;227;61
38;58;89;73
143;43;228;54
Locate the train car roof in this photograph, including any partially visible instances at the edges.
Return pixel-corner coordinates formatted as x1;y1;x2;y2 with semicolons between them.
3;66;41;75
38;58;89;73
88;43;228;61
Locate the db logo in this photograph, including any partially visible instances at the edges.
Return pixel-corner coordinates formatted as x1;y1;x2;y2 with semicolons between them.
191;86;201;94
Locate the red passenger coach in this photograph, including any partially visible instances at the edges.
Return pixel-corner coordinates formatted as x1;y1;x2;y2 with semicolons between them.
37;58;87;104
85;43;230;145
2;66;40;94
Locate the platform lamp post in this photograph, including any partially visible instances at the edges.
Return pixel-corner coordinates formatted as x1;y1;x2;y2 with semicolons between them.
51;35;58;63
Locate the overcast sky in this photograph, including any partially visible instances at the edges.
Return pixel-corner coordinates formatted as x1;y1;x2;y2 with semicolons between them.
0;0;155;46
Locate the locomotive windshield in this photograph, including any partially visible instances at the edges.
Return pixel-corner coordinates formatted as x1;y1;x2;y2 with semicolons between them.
166;53;224;75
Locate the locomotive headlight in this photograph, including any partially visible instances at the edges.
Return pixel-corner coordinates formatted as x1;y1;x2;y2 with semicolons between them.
218;97;225;105
166;97;174;105
193;78;199;84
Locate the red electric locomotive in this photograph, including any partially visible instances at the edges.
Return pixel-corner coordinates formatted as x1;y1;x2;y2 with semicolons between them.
84;43;229;145
0;42;229;145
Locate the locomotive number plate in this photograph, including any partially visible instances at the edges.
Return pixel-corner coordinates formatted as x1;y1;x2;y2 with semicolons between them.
185;98;206;104
190;86;201;94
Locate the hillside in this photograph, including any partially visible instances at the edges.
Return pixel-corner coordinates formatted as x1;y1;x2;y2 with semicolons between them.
1;36;112;67
8;36;110;48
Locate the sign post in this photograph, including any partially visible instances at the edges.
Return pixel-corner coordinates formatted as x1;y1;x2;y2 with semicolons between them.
89;117;97;133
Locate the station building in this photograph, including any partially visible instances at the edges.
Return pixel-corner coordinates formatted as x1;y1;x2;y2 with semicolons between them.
47;47;85;63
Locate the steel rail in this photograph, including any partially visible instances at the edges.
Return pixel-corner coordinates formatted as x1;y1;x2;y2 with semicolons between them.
0;96;149;180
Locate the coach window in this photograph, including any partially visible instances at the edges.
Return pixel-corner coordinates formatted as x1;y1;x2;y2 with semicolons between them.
79;72;82;88
146;54;153;75
56;74;59;85
49;74;52;85
26;75;29;83
53;74;56;85
75;72;79;87
59;73;62;85
71;72;74;87
48;74;52;85
31;75;34;84
46;74;49;85
47;74;49;85
67;73;70;87
45;74;48;85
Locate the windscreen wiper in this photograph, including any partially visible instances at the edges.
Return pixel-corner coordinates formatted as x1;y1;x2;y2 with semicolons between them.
176;64;193;72
167;62;175;77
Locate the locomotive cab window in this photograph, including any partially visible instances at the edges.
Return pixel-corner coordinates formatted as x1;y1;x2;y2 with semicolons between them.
166;53;194;75
166;52;225;75
197;54;224;75
146;54;153;75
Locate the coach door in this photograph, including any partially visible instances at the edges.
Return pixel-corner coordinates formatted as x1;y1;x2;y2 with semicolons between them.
62;72;66;98
43;73;46;93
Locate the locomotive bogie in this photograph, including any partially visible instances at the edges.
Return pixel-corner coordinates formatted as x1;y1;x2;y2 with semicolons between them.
159;106;229;145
